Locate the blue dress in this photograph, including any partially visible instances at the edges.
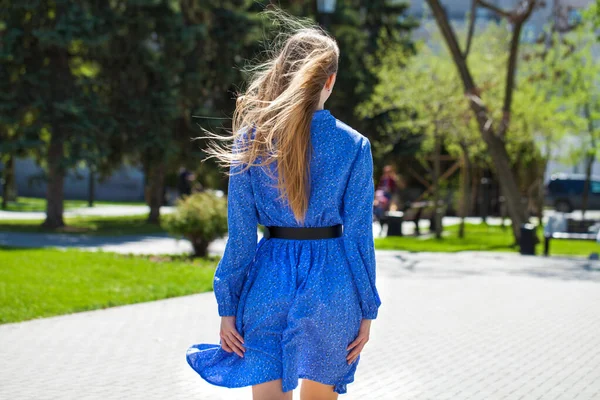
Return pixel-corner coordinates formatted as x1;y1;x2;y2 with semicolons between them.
186;109;382;395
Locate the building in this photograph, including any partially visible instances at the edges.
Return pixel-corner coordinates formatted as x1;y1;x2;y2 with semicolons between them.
0;158;145;202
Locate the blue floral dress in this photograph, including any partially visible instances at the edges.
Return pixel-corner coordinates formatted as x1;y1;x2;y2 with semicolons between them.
186;109;382;395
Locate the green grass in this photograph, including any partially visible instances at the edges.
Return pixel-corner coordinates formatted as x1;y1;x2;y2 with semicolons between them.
374;223;600;257
0;214;167;236
1;196;145;212
0;247;217;324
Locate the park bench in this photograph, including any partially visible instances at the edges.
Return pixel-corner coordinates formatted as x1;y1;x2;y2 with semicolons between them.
543;216;598;256
384;200;446;237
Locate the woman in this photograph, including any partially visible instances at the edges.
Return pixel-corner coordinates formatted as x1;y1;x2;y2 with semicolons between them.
186;10;382;400
377;165;399;205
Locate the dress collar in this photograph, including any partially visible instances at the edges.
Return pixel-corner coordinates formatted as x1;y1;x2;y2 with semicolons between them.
312;109;332;122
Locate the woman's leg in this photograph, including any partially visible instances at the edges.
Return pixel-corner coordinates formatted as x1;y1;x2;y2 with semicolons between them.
300;379;339;400
252;379;293;400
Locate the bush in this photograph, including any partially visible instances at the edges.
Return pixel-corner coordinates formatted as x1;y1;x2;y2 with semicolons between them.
162;192;228;257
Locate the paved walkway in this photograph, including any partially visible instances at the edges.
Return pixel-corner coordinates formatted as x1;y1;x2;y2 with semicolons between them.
0;205;174;220
0;231;211;255
1;251;599;399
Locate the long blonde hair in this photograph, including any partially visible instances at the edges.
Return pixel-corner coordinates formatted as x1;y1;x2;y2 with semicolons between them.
200;9;339;225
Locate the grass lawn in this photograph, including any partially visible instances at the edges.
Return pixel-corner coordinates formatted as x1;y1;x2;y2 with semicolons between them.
374;223;600;257
1;196;145;212
0;214;166;236
0;247;217;324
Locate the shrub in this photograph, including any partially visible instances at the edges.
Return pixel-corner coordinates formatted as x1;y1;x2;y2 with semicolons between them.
162;192;228;257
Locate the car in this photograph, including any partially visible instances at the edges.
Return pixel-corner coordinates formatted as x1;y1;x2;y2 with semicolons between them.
545;173;600;213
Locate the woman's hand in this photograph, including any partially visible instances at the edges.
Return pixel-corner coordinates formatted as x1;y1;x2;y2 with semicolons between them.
346;319;371;364
220;316;246;358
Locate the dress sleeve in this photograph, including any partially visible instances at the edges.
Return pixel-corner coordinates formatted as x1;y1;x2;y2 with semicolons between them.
341;137;382;320
213;135;259;317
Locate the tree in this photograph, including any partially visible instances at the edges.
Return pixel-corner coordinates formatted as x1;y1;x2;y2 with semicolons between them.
514;30;580;222
359;40;465;239
515;3;600;220
425;0;542;243
100;1;262;224
593;1;600;34
557;9;600;219
360;23;524;240
336;0;419;167
0;1;117;228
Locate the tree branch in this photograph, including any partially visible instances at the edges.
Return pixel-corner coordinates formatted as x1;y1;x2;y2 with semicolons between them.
477;0;514;20
426;0;495;140
463;0;477;59
425;1;475;91
498;0;537;137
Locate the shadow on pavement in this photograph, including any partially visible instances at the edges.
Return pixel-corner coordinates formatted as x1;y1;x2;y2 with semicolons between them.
0;232;179;249
381;252;600;283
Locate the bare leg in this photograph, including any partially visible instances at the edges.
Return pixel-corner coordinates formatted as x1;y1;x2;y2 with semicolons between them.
252;379;293;400
300;379;339;400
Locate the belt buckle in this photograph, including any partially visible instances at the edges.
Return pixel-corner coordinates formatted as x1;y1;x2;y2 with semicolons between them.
263;226;271;239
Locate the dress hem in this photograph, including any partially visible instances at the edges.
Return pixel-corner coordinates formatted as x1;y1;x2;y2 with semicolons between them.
187;345;353;395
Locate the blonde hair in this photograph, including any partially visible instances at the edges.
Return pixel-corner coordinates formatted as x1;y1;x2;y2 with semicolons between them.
200;9;340;225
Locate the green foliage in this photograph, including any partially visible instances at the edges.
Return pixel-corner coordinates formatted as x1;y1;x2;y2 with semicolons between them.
0;0;117;170
0;0;123;226
1;1;418;222
358;21;492;163
97;1;261;220
522;6;600;170
360;15;594;184
590;1;600;35
162;191;228;256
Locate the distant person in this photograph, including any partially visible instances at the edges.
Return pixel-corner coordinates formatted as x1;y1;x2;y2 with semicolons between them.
377;165;399;205
373;188;390;224
177;166;195;198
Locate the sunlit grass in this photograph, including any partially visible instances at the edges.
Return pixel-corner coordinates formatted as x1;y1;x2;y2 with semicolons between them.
375;223;599;257
1;196;145;212
0;247;217;324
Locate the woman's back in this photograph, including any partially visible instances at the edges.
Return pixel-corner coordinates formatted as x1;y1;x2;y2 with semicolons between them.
250;109;369;228
188;108;381;394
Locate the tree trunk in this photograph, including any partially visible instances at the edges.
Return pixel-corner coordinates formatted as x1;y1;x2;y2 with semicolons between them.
536;157;548;229
88;168;95;208
433;132;442;239
2;155;17;209
470;167;479;217
581;154;595;220
43;42;72;229
581;103;597;221
43;133;65;229
190;236;210;258
146;161;166;224
459;143;471;239
486;135;526;242
425;0;533;243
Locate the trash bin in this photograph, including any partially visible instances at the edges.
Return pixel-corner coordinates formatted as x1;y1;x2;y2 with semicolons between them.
519;223;536;255
386;211;404;237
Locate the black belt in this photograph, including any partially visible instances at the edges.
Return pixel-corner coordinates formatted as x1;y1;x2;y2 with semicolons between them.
263;224;343;240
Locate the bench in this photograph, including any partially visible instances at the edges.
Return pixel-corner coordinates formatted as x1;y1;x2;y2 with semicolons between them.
544;217;598;256
384;201;446;237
